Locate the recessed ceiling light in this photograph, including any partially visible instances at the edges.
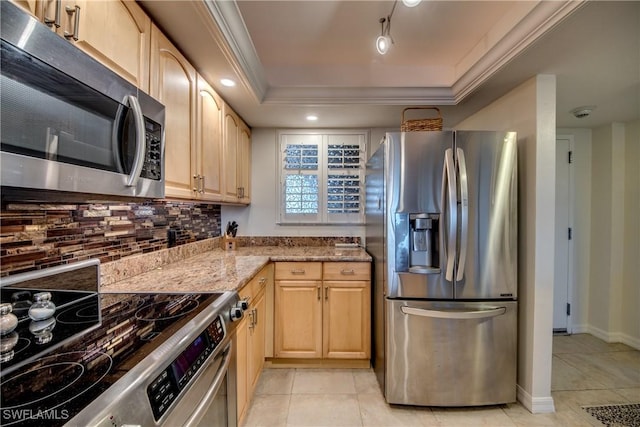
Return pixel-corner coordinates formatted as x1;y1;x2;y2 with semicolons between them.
402;0;421;7
306;115;318;121
220;78;236;87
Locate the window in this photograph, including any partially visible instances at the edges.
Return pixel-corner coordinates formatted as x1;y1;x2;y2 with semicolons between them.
278;130;367;224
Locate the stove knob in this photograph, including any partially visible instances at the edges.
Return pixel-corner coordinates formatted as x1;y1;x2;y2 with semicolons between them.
229;306;244;322
236;299;249;311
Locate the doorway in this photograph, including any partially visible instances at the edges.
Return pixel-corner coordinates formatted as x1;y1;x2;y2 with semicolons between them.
553;136;574;333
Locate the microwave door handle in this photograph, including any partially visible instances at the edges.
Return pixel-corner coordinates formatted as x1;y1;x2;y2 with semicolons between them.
111;104;126;174
125;95;146;188
456;148;468;281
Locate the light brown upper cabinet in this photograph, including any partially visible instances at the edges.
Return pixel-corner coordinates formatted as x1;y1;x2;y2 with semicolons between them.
149;24;197;200
195;75;224;201
223;104;251;204
30;0;151;91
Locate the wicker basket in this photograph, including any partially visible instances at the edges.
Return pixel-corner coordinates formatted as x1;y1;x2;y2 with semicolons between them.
400;107;443;131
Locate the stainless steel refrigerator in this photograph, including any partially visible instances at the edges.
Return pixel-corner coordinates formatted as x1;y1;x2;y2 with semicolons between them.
365;131;518;407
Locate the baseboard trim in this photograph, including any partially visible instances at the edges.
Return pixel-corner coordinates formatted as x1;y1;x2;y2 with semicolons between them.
265;358;371;369
517;385;555;414
587;326;640;350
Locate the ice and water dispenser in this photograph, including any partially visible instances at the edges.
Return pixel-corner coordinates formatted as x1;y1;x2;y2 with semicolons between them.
408;213;439;273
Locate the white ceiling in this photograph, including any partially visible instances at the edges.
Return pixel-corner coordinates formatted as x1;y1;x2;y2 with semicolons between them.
140;0;640;130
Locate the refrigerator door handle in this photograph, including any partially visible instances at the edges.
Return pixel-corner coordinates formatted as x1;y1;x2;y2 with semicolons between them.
456;148;469;281
401;305;506;320
441;148;457;281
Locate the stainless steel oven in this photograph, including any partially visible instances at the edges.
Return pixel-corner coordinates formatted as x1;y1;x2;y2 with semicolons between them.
0;261;243;427
0;2;165;200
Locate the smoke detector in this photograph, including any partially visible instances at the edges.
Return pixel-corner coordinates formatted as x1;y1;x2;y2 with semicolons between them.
571;106;596;118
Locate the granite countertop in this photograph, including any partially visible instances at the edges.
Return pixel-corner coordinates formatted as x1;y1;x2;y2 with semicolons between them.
100;245;371;294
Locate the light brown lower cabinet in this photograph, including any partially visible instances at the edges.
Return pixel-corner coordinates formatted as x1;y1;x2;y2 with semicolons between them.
236;264;272;424
274;262;371;360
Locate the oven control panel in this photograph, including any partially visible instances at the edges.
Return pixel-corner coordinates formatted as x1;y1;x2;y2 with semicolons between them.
146;315;225;421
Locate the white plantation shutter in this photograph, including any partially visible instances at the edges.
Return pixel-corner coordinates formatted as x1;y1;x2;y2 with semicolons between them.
278;131;367;224
280;134;322;222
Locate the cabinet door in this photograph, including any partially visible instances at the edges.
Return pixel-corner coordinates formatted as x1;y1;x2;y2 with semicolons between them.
10;0;40;18
223;106;239;202
274;280;322;358
196;75;224;201
248;289;266;394
236;316;249;423
150;25;196;199
323;280;371;359
68;0;151;90
238;120;251;204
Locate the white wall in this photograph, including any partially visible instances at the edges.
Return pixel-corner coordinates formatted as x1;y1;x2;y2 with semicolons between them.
456;75;557;413
222;128;370;239
622;119;640;346
585;120;640;348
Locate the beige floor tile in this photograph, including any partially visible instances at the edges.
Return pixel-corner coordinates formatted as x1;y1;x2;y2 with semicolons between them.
357;393;428;426
242;394;290;427
352;369;380;395
557;351;640;388
245;334;639;426
430;406;516;426
553;334;595;355
611;387;640;402
255;369;295;395
569;333;635;353
551;355;608;391
552;389;630;411
287;394;362;426
292;369;356;394
504;403;596;427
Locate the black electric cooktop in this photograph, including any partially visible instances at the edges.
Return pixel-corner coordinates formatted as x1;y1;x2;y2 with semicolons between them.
0;291;224;426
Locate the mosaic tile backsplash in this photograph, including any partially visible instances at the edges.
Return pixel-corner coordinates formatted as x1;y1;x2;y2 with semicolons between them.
0;201;221;276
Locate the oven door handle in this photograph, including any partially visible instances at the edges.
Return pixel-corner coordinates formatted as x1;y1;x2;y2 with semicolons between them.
183;343;232;427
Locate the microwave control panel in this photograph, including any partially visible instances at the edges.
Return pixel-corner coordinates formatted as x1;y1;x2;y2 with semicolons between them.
141;118;162;181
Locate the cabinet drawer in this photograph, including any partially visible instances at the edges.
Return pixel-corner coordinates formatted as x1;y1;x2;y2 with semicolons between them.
323;262;370;281
240;264;271;301
275;262;322;280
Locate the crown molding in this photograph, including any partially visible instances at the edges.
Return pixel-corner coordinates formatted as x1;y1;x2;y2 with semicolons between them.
452;0;587;102
208;0;586;106
202;0;268;103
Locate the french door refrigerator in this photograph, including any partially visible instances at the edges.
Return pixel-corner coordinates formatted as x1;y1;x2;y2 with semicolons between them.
365;130;518;406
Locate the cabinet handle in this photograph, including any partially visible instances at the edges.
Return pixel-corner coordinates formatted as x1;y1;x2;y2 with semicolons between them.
324;286;328;301
193;175;199;192
44;0;61;28
317;285;321;300
64;5;80;41
248;309;255;329
200;175;205;193
253;308;258;326
340;269;355;275
259;277;266;285
291;269;306;275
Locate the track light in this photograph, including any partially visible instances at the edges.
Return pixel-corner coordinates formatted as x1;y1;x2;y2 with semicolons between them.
376;17;392;55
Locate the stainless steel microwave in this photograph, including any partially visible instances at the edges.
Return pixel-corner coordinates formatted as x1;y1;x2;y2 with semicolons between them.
0;2;165;200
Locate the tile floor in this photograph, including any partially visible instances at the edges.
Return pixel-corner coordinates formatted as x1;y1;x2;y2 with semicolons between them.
242;334;640;426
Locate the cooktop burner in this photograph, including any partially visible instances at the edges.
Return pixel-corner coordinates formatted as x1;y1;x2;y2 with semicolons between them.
0;292;225;426
1;351;113;427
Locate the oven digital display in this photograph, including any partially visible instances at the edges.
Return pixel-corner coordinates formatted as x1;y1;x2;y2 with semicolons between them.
171;333;209;386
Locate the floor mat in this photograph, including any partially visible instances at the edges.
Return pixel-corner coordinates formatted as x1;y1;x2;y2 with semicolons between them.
582;403;640;427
